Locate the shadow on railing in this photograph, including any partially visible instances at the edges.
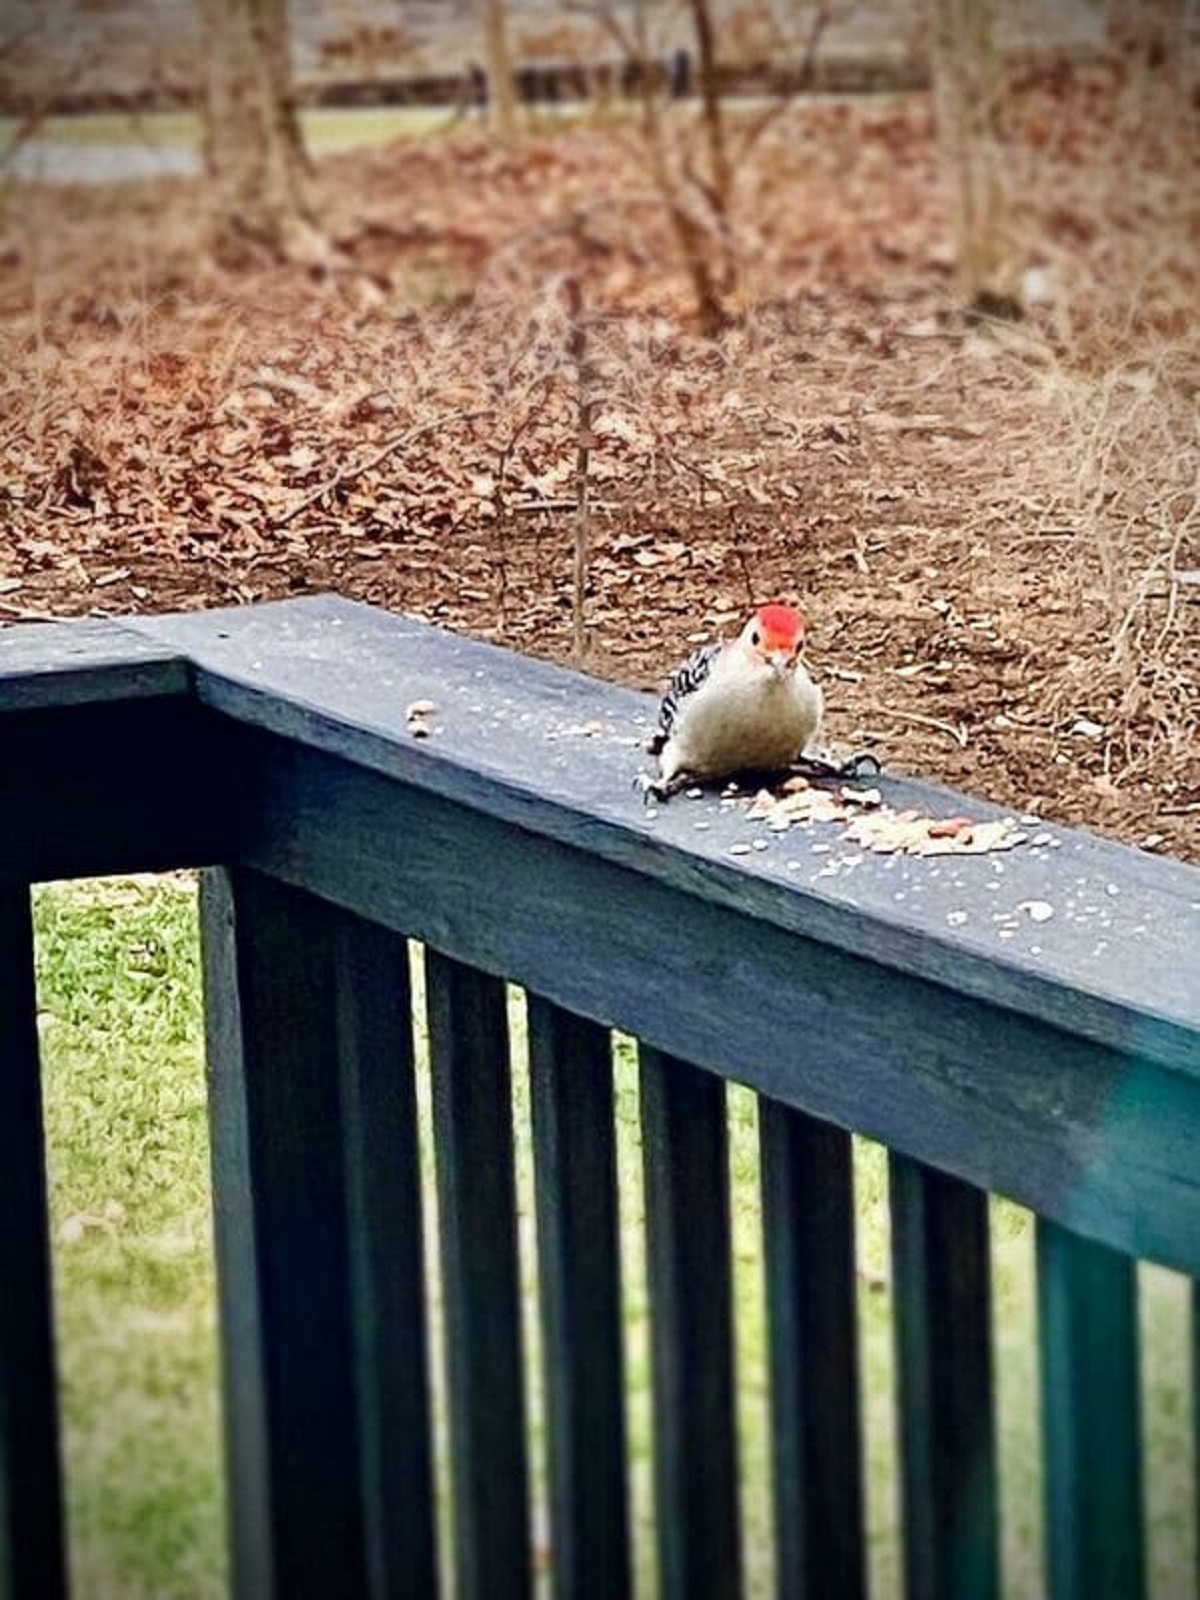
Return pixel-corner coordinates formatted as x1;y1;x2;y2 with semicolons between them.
2;594;1197;1600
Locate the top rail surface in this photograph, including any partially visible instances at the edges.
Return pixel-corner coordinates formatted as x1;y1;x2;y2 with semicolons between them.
117;595;1200;1079
0;617;189;711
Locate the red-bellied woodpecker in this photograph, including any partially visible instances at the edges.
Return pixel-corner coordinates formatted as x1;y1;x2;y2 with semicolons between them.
641;602;825;800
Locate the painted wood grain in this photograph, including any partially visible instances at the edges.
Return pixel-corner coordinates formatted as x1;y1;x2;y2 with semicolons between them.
759;1099;865;1600
424;949;532;1600
201;869;438;1600
527;995;631;1600
1037;1220;1145;1600
0;616;187;710
640;1046;742;1600
890;1155;998;1600
332;910;439;1600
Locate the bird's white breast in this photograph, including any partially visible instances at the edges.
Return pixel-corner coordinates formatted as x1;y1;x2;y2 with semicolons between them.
663;660;823;781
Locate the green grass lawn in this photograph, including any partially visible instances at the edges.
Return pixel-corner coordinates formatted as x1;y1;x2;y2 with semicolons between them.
33;876;1195;1598
35;876;224;1600
1;105;461;152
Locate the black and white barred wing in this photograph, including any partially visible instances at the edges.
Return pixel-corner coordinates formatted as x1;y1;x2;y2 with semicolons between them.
646;642;721;754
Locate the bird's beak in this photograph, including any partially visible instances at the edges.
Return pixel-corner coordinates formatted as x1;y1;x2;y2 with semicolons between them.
769;649;792;678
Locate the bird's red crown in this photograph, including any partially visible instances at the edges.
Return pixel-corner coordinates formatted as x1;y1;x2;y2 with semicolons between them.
754;602;806;653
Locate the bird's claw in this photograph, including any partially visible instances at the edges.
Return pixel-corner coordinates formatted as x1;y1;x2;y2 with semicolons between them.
633;769;697;806
634;754;881;808
790;751;883;783
837;751;883;781
633;771;668;807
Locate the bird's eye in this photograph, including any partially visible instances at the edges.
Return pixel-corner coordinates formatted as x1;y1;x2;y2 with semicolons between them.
750;628;760;646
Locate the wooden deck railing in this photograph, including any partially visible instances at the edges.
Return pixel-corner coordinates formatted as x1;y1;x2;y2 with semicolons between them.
1;594;1197;1600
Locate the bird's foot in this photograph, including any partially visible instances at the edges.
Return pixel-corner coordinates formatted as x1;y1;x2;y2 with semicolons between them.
633;770;691;806
790;751;883;784
633;771;666;806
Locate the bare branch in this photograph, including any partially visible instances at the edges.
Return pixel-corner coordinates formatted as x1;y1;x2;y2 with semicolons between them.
730;2;831;170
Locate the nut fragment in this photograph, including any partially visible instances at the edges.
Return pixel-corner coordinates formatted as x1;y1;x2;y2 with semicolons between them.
927;816;974;839
1018;899;1055;923
406;698;438;739
840;784;883;808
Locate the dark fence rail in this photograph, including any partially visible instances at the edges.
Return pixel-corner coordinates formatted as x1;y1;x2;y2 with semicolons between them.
0;42;1109;120
1;594;1197;1600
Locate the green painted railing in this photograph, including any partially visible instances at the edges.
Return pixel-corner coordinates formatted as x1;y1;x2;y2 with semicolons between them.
1;595;1197;1600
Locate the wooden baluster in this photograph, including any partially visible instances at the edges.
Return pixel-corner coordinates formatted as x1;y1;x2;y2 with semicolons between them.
760;1100;865;1600
890;1154;998;1600
639;1045;742;1600
201;869;437;1600
527;995;631;1600
0;885;69;1600
425;949;532;1600
333;912;438;1600
1037;1219;1144;1600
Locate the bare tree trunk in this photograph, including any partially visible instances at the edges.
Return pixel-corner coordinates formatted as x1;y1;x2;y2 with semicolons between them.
930;0;1020;317
482;0;518;146
630;0;729;335
686;0;732;228
201;0;318;265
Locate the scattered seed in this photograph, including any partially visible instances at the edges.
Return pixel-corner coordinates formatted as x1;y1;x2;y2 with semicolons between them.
1018;900;1055;922
927;815;974;839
